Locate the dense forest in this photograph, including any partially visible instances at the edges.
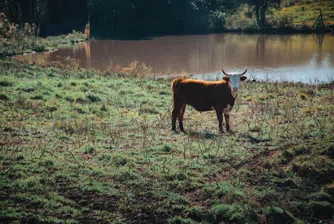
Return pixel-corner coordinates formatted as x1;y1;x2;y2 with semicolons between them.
0;0;332;37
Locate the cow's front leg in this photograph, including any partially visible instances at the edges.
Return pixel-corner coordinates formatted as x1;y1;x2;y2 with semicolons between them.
224;113;230;132
215;107;224;133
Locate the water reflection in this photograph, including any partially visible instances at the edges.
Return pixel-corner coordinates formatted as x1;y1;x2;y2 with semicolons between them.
16;34;334;83
256;35;266;61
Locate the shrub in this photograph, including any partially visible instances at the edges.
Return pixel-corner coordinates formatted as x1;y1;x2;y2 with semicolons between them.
65;96;74;103
307;201;334;219
187;207;203;222
100;104;107;111
224;4;258;31
0;93;9;101
168;216;195;224
112;155;129;167
162;144;173;152
325;183;334;196
0;80;13;87
325;144;334;159
86;94;101;103
209;204;249;223
209;10;226;32
308;191;333;203
262;206;295;224
84;146;96;155
75;107;86;114
30;95;44;100
270;13;293;28
75;96;88;104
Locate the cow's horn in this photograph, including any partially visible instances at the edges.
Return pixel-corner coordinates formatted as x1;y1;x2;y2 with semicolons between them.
222;69;230;77
240;69;248;75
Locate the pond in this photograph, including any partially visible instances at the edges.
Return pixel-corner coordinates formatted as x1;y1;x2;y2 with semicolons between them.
17;34;334;83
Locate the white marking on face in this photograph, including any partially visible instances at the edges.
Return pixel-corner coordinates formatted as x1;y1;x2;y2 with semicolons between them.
230;74;242;92
222;69;247;97
226;74;243;98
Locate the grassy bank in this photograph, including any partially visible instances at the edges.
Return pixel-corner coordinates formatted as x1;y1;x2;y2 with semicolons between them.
280;0;334;27
0;28;86;58
1;59;334;223
224;0;334;33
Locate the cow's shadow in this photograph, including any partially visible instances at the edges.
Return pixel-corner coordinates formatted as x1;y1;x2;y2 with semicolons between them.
183;129;235;139
246;134;272;144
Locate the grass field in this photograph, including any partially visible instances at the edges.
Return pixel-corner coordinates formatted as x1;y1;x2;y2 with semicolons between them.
0;59;333;223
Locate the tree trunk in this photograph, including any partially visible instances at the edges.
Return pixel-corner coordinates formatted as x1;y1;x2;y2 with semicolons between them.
255;3;261;28
260;5;266;28
19;0;31;23
260;0;268;28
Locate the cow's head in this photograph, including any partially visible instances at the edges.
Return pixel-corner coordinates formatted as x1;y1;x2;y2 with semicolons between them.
222;69;248;97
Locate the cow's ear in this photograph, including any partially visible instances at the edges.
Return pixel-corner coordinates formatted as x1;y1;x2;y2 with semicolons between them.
240;76;247;81
223;76;229;81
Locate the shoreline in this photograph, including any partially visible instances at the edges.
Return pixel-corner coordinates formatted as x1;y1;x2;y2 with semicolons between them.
0;32;87;58
1;26;332;58
91;26;333;40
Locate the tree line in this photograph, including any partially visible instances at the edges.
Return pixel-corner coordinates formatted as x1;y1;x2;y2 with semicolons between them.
1;0;282;37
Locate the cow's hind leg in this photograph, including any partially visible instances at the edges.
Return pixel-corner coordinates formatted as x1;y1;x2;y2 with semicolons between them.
178;105;186;132
172;104;181;132
224;113;230;132
215;106;224;133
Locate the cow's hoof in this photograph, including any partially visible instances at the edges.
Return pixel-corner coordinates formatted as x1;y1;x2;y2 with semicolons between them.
227;130;236;135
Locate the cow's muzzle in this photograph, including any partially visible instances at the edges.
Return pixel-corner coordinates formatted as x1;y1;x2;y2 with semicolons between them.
232;89;238;98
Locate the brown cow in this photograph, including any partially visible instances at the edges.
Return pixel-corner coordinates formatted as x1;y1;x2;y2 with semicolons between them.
171;69;247;133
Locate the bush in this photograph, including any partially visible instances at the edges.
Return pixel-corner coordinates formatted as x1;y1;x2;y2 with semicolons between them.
30;95;44;100
209;10;226;32
0;93;9;101
224;4;258;31
325;183;334;196
86;94;101;103
270;12;293;28
209;204;249;223
307;201;334;219
168;216;195;224
84;146;96;155
325;144;334;159
262;206;295;224
187;207;203;222
162;144;173;152
0;80;13;87
308;191;333;203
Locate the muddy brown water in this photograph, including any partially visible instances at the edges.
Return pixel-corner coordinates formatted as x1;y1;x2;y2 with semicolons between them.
17;34;334;83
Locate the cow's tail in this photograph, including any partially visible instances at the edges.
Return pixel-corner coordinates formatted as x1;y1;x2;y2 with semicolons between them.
171;78;183;92
171;78;183;110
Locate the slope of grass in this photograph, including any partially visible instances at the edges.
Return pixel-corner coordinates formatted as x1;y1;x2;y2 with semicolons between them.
0;59;333;223
280;0;334;26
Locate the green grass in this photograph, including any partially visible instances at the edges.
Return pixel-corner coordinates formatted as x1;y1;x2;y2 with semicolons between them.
0;59;333;223
280;0;334;26
225;0;334;32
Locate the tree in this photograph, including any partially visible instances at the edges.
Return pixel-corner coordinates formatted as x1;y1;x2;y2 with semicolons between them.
248;0;280;28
